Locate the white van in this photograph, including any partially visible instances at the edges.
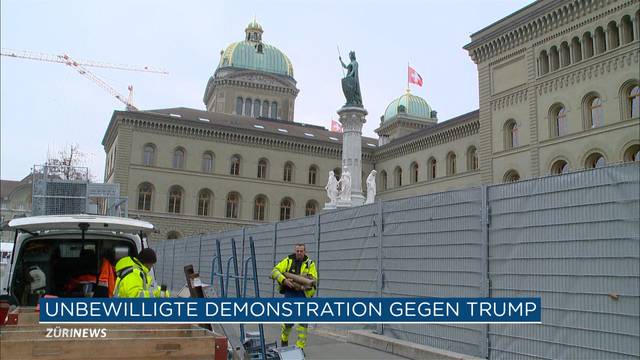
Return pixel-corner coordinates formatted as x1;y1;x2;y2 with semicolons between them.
2;215;154;306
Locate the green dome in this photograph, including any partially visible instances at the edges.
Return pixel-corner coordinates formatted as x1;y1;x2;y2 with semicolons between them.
217;21;294;77
383;91;432;122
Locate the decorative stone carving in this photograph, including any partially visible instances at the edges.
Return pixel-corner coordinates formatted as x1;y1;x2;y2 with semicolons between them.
365;170;377;205
338;168;352;202
324;171;339;206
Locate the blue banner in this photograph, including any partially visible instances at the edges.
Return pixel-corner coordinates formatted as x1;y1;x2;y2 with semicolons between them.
39;298;541;324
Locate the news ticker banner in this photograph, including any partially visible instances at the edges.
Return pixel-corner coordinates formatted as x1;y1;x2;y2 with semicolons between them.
40;298;540;324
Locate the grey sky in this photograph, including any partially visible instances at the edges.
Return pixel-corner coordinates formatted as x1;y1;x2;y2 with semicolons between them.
1;0;533;181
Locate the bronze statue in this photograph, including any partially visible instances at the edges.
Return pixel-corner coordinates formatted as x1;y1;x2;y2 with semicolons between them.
339;51;363;107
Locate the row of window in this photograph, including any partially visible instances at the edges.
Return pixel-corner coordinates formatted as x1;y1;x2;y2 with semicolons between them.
504;145;640;182
143;145;322;185
235;97;278;119
538;13;639;75
379;147;478;190
137;183;319;221
503;82;640;150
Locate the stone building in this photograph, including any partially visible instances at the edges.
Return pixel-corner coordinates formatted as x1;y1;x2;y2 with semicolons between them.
102;0;640;239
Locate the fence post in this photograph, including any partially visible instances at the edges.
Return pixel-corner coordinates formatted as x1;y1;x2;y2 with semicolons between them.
241;227;246;278
315;213;321;297
271;222;278;298
480;185;490;359
197;234;203;273
375;200;384;335
170;239;176;291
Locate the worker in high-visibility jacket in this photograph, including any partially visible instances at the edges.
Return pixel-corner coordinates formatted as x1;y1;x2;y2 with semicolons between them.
113;248;169;298
271;243;318;350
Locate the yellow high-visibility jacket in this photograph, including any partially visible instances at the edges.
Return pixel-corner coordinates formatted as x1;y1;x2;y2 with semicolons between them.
271;254;318;298
113;256;154;298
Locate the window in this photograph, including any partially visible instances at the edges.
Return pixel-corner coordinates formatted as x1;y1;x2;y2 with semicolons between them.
394;166;402;187
583;32;594;59
197;189;212;216
244;98;253;116
280;198;293;220
623;144;640;162
261;100;269;117
283;162;293;182
549;46;559;71
226;192;239;218
202;152;214;173
143;144;155;166
254;195;267;221
467;146;478;171
253;99;261;118
571;37;582;62
428;157;437;180
503;170;520;183
621;15;634;44
608;21;620;49
410;162;419;184
167;231;181;240
270;101;278;119
551;160;570;175
585;153;606;168
173;148;185;169
235;97;243;115
589;97;603;128
381;170;387;190
560;42;570;67
137;183;153;211
308;166;318;185
504;120;518;149
539;50;549;75
628;85;640;119
305;200;318;216
550;104;567;137
595;27;606;54
446;152;457;176
168;186;183;213
230;155;241;175
257;159;268;179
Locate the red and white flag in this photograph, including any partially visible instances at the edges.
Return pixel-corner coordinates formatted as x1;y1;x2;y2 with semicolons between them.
330;119;343;133
408;66;423;87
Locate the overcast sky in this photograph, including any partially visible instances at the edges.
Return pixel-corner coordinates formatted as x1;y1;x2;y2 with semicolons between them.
1;0;533;182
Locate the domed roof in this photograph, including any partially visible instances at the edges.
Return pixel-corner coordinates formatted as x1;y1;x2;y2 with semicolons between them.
217;20;294;78
383;91;433;122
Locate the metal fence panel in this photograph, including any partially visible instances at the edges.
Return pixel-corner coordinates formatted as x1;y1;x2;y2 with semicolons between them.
487;164;640;360
381;187;486;358
245;224;277;298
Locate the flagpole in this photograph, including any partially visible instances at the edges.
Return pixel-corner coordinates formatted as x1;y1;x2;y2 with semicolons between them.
407;61;410;93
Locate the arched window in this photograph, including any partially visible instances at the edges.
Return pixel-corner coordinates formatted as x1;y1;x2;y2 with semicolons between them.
230;155;241;175
410;162;419;184
627;85;640;119
137;182;153;211
202;152;214;173
380;170;388;190
261;100;269;117
467;146;478;171
551;159;570;175
589;97;604;128
254;195;267;221
244;98;253;116
549;46;559;71
168;185;183;213
503;170;520;183
504;120;518;149
235;97;243;115
608;21;620;49
621;15;634;44
446;152;457;176
585;152;606;168
305;200;318;216
280;198;293;220
270;101;278;119
308;165;318;185
143;144;155;166
623;144;640;162
539;50;549;75
253;99;261;118
257;158;268;179
283;162;294;182
571;37;582;62
595;27;606;54
173;148;185;169
560;42;570;67
197;189;212;216
167;231;181;240
428;157;437;180
550;104;568;137
226;192;240;219
393;166;402;187
583;32;594;58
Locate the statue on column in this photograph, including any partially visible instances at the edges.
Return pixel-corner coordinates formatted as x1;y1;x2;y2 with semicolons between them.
338;168;352;202
325;171;339;205
339;51;363;108
365;170;377;204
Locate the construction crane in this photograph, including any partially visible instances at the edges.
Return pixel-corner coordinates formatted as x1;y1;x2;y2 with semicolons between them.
1;48;168;111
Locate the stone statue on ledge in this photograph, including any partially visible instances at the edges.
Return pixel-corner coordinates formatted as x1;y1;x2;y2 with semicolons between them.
365;170;377;204
325;170;339;205
338;168;352;202
339;51;363;108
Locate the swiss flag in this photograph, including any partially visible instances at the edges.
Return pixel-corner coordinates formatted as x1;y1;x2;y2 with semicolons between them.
408;66;423;87
330;119;343;133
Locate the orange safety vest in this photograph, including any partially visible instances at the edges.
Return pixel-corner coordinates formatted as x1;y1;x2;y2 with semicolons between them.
98;258;116;297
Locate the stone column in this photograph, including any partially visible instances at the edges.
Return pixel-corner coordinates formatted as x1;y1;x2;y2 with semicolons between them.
337;106;367;206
